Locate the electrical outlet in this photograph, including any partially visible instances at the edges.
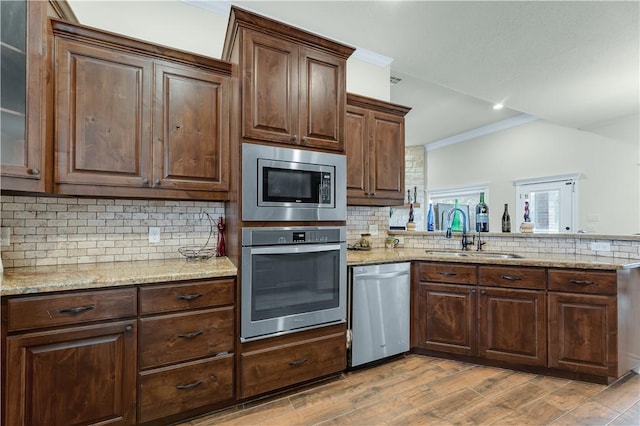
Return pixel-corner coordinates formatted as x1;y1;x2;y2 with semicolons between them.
369;224;379;236
591;242;611;252
149;227;161;244
1;227;10;247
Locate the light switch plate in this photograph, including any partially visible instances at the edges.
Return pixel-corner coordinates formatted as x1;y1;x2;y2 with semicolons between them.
149;227;161;244
369;224;379;236
591;242;611;252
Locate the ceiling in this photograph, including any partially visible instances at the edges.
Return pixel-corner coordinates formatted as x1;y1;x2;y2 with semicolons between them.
225;1;639;147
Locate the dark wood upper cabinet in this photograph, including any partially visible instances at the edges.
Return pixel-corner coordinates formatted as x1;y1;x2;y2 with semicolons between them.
223;6;353;152
0;1;76;193
52;20;231;200
346;93;411;205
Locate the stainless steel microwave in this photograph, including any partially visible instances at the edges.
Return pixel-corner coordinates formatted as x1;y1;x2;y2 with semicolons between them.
242;143;346;221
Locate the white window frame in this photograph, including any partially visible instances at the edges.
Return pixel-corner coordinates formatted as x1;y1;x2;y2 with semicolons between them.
513;173;579;234
426;184;489;231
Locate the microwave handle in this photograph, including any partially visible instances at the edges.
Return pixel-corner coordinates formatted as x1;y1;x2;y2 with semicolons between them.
250;244;343;255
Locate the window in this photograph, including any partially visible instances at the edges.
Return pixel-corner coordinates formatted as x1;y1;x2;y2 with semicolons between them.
426;185;488;231
514;174;578;233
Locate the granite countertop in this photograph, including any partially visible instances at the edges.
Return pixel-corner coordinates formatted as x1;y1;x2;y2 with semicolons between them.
347;248;640;270
0;257;237;296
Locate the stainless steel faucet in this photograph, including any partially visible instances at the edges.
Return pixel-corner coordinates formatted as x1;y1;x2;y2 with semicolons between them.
445;208;474;250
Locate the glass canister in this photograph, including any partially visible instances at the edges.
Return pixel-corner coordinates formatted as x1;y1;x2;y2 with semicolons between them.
358;233;371;249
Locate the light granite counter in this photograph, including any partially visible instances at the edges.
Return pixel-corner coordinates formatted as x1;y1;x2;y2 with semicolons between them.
0;257;237;296
347;248;640;270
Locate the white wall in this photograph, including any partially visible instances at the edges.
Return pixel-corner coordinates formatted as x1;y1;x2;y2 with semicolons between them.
346;58;390;101
426;120;639;235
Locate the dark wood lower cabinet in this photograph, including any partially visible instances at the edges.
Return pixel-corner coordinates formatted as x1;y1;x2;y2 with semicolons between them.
548;292;617;377
5;320;137;426
479;286;547;366
416;283;477;356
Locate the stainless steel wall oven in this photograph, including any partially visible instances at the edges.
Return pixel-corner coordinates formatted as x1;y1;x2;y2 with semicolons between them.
241;226;347;342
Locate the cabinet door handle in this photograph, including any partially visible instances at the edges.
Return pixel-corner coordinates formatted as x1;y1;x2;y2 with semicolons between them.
289;357;308;367
28;168;40;175
301;136;308;142
178;293;203;301
58;304;95;314
480;290;487;295
154;179;161;185
500;275;522;281
291;134;297;141
176;380;202;390
439;272;457;276
471;289;477;294
142;178;149;185
569;279;594;285
178;330;204;339
125;325;133;333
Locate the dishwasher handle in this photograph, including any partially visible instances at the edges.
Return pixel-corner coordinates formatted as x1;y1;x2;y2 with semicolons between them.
354;270;409;280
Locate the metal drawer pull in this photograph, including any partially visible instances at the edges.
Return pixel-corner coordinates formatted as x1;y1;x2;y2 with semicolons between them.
178;330;204;339
58;304;95;314
176;380;202;390
569;279;594;285
289;357;308;367
178;293;203;301
439;272;457;276
501;275;522;281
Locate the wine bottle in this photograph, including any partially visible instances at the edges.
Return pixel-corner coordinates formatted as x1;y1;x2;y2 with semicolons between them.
451;199;463;232
427;201;435;231
475;192;489;232
502;203;511;232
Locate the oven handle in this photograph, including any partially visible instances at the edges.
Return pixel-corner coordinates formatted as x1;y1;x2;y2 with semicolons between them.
249;244;343;255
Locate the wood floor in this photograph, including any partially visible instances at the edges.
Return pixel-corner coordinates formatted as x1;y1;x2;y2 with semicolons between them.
180;355;640;426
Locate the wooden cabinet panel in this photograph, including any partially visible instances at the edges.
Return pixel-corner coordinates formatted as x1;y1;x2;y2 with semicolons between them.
139;307;234;369
416;283;477;355
370;111;404;201
479;265;546;290
548;269;617;295
153;63;230;192
139;279;235;315
55;37;151;188
6;320;137;426
479;287;546;366
548;292;618;376
418;262;478;285
138;355;234;423
7;288;137;332
240;331;346;398
298;46;344;150
242;30;297;144
345;94;411;205
345;104;369;198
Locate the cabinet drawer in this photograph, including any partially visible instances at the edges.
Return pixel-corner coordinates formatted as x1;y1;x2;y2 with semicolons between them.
241;331;346;398
139;307;234;369
479;266;546;290
7;288;137;332
418;263;477;285
139;278;235;314
548;269;617;295
138;354;234;423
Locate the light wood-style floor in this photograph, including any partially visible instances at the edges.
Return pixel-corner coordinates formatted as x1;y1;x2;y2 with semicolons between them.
181;355;640;426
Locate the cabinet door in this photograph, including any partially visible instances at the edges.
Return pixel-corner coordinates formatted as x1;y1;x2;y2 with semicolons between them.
55;37;151;189
152;63;229;193
416;283;477;355
1;1;49;191
242;30;298;144
369;110;405;202
478;287;547;366
345;104;369;199
298;46;345;151
548;292;618;377
5;320;137;426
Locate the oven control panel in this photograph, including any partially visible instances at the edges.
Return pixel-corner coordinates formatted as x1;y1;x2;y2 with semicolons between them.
242;226;345;246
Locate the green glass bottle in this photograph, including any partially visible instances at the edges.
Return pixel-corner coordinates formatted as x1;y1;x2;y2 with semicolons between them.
451;199;463;232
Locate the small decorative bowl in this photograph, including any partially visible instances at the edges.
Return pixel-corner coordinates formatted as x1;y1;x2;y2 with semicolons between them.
178;246;216;260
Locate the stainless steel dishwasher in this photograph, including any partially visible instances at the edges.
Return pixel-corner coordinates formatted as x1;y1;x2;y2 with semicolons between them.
348;262;411;367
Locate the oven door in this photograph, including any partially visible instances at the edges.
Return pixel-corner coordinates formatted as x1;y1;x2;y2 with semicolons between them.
241;242;347;342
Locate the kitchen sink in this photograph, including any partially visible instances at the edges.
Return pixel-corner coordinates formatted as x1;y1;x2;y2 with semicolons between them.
424;250;523;259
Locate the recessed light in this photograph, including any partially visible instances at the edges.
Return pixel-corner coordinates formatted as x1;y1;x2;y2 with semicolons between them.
493;103;504;110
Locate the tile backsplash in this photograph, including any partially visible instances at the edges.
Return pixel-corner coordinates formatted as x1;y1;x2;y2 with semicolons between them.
0;196;224;267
